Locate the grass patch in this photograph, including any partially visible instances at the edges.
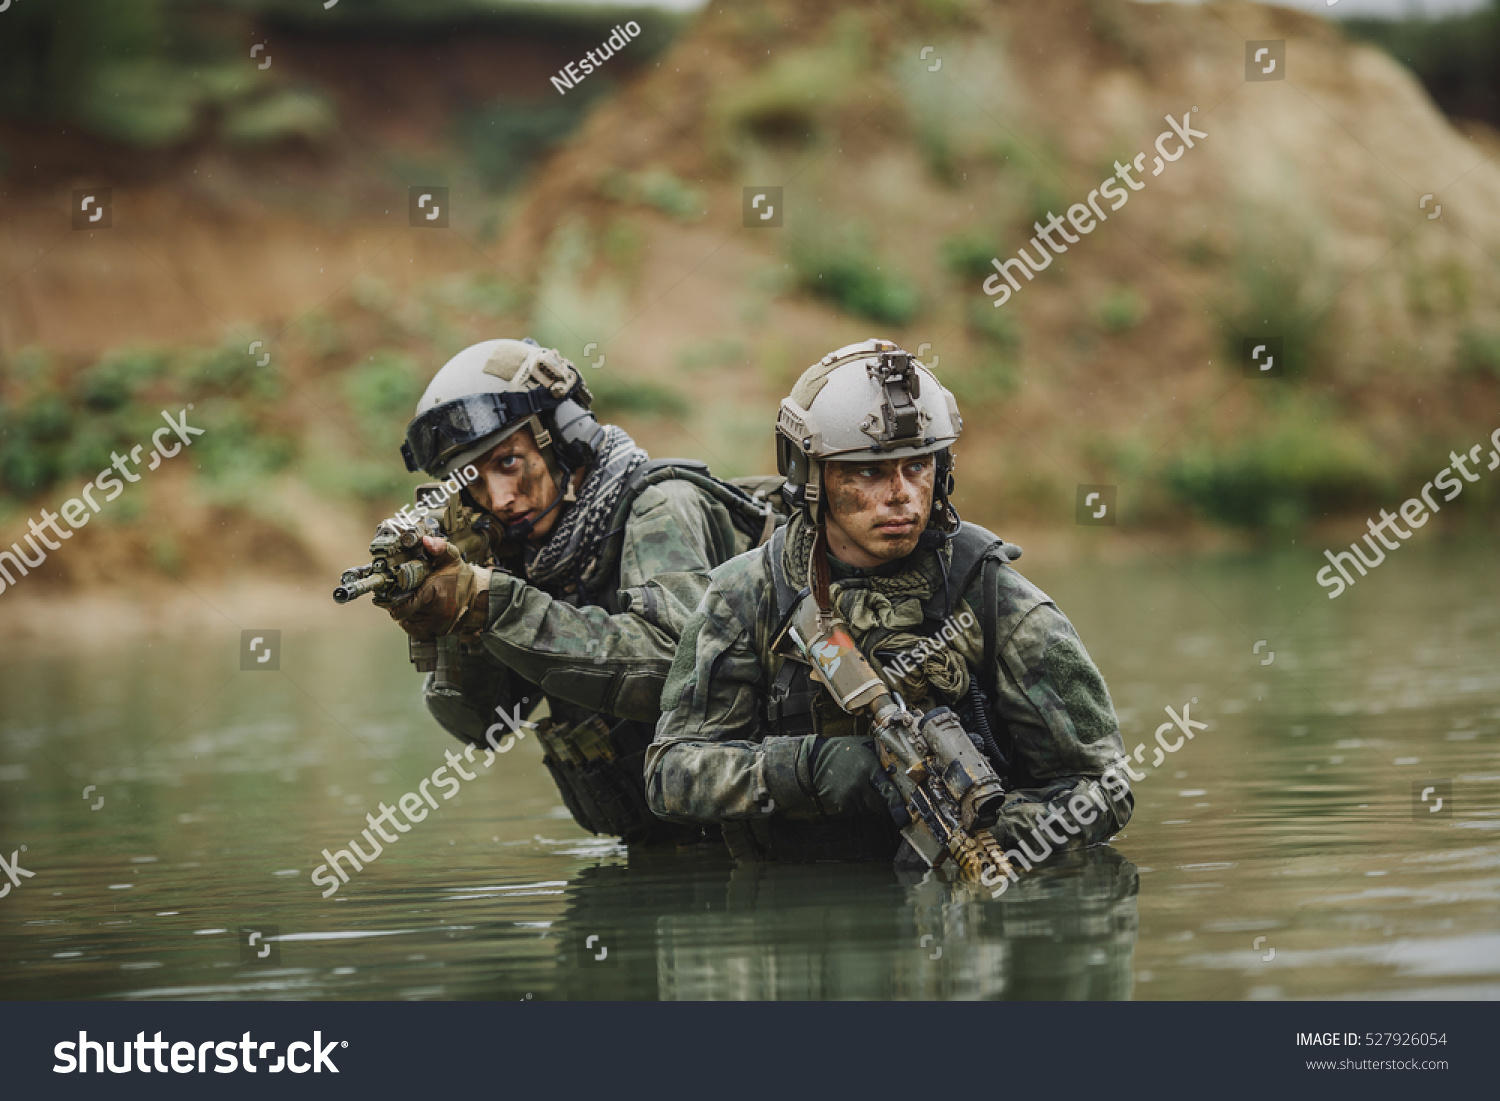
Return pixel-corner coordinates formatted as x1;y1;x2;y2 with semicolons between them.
599;168;705;222
1095;285;1148;333
1457;328;1500;379
788;223;921;325
587;371;689;419
941;231;1001;282
1163;404;1387;529
458;91;604;193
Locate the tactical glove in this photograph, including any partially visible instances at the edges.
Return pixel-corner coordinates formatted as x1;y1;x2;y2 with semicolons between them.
386;538;492;641
761;735;904;820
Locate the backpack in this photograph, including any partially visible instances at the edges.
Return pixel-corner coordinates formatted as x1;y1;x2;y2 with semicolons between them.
621;459;791;550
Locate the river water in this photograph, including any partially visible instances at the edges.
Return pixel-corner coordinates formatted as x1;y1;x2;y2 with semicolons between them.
1;539;1496;1000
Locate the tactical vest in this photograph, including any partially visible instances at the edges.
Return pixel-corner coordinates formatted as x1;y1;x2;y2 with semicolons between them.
537;459;787;846
721;521;1025;864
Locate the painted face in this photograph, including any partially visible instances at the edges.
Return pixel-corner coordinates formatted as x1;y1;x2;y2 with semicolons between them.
822;454;936;568
467;426;565;542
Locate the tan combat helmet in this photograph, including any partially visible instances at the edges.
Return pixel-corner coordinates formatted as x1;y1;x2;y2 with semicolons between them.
775;338;963;527
401;337;603;480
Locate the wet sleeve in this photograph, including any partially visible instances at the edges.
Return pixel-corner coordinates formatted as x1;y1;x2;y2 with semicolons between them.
476;481;729;722
421;648;542;748
643;582;787;824
987;603;1133;850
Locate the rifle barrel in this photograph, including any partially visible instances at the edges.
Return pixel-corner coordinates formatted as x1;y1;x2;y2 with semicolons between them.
332;574;388;604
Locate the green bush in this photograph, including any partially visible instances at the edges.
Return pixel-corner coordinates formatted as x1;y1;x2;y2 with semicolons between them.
1164;410;1387;529
1219;216;1336;380
75;349;170;412
789;225;921;325
675;337;747;372
1457;328;1500;379
940;232;1000;281
458;93;603;192
965;299;1021;350
587;371;689;418
343;353;424;444
1095;286;1148;333
599;169;705;222
221;89;336;149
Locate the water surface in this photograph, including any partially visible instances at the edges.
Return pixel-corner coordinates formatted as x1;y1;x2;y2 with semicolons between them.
1;540;1496;1000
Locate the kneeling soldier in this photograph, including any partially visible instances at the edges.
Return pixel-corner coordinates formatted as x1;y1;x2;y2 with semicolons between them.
646;339;1132;866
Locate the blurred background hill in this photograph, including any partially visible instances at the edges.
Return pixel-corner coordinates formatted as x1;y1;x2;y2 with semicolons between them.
1;0;1498;604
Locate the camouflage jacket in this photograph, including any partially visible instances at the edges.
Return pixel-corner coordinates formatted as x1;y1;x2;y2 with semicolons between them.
645;522;1133;859
424;477;745;743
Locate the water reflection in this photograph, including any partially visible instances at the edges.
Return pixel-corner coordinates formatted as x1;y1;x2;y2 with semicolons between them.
545;847;1137;1000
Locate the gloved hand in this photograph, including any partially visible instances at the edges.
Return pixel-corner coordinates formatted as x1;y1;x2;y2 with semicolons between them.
762;735;906;820
386;536;491;641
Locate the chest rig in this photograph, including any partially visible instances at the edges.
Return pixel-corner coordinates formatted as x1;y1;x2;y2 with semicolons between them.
761;522;1023;782
535;459;784;846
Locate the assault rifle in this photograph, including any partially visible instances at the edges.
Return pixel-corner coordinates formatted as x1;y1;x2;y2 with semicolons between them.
332;483;498;689
779;598;1013;884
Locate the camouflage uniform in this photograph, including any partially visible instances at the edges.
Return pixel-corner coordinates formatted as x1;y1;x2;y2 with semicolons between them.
645;513;1133;863
428;472;747;844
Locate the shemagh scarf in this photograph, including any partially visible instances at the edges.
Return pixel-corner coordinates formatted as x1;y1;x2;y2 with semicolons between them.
525;424;648;591
779;512;980;706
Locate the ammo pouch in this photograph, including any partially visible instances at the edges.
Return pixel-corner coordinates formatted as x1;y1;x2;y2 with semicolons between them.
535;713;693;845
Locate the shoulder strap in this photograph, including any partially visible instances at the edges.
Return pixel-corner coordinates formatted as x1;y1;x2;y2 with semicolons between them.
619;458;780;546
951;521;1022;605
921;521;1022;622
981;551;1001;697
766;523;806;622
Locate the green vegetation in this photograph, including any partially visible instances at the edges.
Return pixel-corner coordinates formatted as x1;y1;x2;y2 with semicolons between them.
965;299;1020;351
1457;328;1500;379
1219;214;1337;381
1343;2;1500;128
940;232;1001;282
712;12;870;148
459;92;606;193
788;223;922;325
0;340;293;501
676;337;748;372
1095;286;1149;333
599;169;705;222
0;0;336;149
587;372;689;419
1164;404;1389;529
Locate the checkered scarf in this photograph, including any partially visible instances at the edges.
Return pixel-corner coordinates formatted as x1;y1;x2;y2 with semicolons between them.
525;424;649;591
